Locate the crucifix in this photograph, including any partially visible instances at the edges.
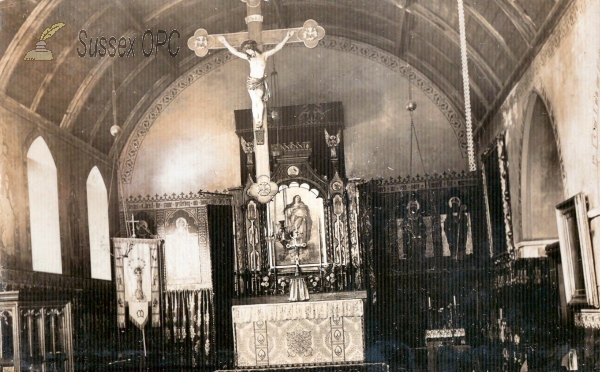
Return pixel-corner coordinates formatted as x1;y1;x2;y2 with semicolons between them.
126;214;139;238
187;0;324;204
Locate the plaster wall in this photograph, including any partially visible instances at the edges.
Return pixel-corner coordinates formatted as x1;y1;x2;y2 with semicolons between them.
129;45;468;197
479;0;600;245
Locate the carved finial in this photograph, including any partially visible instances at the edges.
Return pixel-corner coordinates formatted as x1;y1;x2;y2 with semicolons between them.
324;129;341;158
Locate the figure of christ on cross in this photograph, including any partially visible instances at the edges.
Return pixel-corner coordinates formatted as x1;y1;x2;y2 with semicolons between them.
218;30;295;130
187;0;324;203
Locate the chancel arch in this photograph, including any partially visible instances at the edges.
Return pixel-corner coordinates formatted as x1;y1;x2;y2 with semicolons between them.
86;166;111;280
26;136;62;274
120;37;469;195
520;91;564;242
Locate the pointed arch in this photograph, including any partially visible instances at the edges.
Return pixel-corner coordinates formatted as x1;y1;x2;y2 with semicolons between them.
27;136;62;274
86;166;111;280
521;92;564;241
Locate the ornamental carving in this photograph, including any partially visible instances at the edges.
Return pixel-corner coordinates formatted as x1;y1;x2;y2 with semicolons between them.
297;20;325;48
187;29;214;58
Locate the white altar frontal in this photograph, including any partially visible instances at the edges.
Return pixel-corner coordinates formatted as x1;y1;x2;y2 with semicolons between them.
232;297;365;368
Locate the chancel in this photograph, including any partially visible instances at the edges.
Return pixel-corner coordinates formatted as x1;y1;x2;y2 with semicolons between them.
0;0;599;371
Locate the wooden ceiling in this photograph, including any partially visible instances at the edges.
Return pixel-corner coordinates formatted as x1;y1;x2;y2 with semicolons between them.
0;0;571;157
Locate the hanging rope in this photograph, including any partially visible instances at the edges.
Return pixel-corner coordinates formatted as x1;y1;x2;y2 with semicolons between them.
457;0;476;171
107;64;132;238
407;65;426;177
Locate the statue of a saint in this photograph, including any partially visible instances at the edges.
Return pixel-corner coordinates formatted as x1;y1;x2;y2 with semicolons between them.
444;197;469;260
402;200;426;261
283;195;312;245
218;31;295;129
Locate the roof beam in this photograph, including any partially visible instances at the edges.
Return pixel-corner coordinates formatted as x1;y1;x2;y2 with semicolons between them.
60;30;135;131
394;7;407;56
476;0;574;138
31;6;111;112
406;3;503;90
493;0;536;45
114;0;179;73
411;32;490;110
88;56;154;145
464;3;517;64
0;0;61;92
406;53;464;114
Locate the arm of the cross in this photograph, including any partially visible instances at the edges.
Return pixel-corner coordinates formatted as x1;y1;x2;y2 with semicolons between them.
188;20;325;57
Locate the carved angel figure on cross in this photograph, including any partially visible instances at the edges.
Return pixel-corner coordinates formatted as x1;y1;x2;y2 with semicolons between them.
324;128;341;158
218;30;295;130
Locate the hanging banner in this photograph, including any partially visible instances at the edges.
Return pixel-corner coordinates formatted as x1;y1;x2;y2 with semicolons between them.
113;238;161;329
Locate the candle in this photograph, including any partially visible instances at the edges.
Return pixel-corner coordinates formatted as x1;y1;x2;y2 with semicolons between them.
428;297;431;309
499;308;502;319
453;296;456;306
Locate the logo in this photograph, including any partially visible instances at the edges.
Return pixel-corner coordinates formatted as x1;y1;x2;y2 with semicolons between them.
77;29;180;58
24;22;65;61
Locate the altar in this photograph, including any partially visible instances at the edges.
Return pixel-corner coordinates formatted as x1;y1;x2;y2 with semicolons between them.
232;296;366;368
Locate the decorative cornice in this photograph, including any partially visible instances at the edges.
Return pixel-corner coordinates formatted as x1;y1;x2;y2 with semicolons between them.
119;191;232;211
119;36;468;183
575;309;600;329
372;170;478;193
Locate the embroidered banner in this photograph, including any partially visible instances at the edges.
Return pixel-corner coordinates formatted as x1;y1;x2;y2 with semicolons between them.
113;238;161;329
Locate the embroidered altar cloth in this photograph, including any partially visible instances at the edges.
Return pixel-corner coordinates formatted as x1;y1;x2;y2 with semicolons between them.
233;299;365;368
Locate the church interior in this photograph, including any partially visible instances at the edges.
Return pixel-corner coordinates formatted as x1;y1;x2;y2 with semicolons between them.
0;0;599;370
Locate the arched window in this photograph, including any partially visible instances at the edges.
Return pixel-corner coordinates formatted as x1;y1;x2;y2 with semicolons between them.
27;137;62;274
86;166;111;280
522;93;564;241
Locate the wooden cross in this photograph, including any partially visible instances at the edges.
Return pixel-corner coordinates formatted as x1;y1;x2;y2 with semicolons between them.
126;214;139;238
188;0;324;204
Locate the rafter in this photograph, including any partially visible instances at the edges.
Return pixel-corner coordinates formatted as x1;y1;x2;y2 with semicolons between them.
464;3;517;64
411;32;490;110
304;24;396;51
394;7;407;56
0;0;61;92
30;6;111;112
406;3;503;90
406;53;464;115
88;57;155;145
60;30;135;131
493;0;536;45
285;0;399;30
114;0;179;73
